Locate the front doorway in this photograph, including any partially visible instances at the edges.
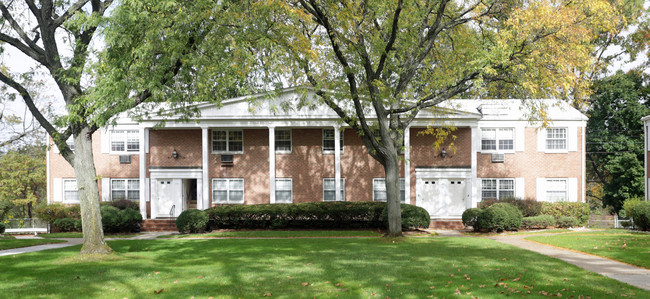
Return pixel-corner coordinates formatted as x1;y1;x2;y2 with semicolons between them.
149;168;203;219
415;168;472;218
183;179;198;210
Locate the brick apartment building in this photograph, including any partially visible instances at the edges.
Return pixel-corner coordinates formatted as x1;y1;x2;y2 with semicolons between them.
47;89;587;223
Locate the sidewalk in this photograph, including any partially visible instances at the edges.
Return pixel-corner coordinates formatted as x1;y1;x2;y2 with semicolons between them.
0;232;170;257
489;234;650;291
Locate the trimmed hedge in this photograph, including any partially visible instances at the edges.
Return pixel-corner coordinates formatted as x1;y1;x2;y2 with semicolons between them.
478;197;542;217
52;218;81;232
541;202;589;225
477;203;522;232
206;202;430;230
100;206;142;233
34;204;80;224
462;208;482;230
102;199;140;211
521;215;556;229
626;200;650;231
176;209;209;233
556;216;579;228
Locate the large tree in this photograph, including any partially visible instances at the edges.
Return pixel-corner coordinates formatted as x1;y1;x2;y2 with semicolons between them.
0;0;117;253
587;71;650;211
97;0;626;237
0;144;46;219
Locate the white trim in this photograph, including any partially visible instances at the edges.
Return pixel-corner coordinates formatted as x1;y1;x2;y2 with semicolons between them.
269;126;276;203
101;178;110;202
515;125;525;152
139;127;147;218
211;129;244;154
334;126;342;202
480;178;515;200
201;127;209;210
52;178;62;203
567;126;577;152
582;125;586;202
274;128;292;154
404;127;411;204
101;128;110;154
62;179;79;204
536;178;545;201
470;126;479;208
515;177;525;199
275;178;293;203
323;178;345;202
212;178;245;204
646;122;649;201
479;127;515;153
372;178;406;203
568;177;578;202
110;178;140;201
544;127;569;153
46;132;51;204
109;129;141;154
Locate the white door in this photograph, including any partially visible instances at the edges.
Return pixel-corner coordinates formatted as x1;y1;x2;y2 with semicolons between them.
418;178;467;218
157;179;180;217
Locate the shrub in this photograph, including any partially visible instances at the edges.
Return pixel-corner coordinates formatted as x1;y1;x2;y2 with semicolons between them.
381;204;430;230
0;222;5;234
477;203;522;232
34;204;69;224
521;215;556;229
556;216;579;228
176;209;209;233
100;206;142;233
462;208;483;230
541;202;589;225
206;202;425;230
52;218;81;232
104;199;140;211
478;197;542;217
627;200;650;231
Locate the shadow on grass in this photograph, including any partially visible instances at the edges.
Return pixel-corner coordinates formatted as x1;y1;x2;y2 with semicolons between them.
0;237;648;298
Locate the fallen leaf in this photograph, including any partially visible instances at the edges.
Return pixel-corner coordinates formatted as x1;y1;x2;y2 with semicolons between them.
197;276;203;279
154;271;160;275
153;288;164;294
263;292;272;297
454;288;461;295
336;283;342;286
429;286;435;289
513;278;520;281
301;282;309;286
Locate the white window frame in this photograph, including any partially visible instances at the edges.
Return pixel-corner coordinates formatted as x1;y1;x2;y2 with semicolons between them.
275;178;293;203
373;178;406;203
481;178;515;200
275;129;292;154
110;130;140;153
63;179;79;203
545;178;568;202
211;129;244;154
212;178;245;204
322;129;344;154
545;127;567;152
481;128;514;152
323;178;345;202
111;179;140;201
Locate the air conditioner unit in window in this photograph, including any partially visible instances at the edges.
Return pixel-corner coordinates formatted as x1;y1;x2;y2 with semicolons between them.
491;153;505;163
119;155;131;164
221;154;234;165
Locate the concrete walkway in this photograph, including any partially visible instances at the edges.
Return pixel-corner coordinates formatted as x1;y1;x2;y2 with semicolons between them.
0;232;170;257
489;234;650;291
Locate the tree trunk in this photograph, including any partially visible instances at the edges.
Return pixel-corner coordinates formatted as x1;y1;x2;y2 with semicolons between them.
384;152;403;237
73;127;112;254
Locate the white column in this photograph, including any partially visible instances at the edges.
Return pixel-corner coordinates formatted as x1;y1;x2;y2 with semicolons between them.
404;126;411;204
201;127;209;210
139;127;148;219
269;126;276;203
645;122;648;201
470;125;479;208
334;126;342;201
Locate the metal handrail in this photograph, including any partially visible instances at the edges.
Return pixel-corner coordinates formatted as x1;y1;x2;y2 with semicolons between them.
169;205;175;226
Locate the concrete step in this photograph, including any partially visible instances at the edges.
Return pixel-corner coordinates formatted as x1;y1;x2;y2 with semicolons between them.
429;219;465;230
141;219;177;232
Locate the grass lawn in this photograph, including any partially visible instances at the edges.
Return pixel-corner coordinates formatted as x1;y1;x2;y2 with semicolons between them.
462;229;573;236
0;238;66;250
39;233;139;239
527;230;650;269
160;230;383;238
1;238;648;298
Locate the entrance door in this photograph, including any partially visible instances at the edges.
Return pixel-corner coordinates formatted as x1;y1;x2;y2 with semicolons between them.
418;178;467;218
157;179;179;217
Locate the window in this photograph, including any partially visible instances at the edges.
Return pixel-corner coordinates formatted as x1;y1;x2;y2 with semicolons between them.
546;179;567;202
322;129;344;153
275;178;293;203
212;130;243;153
481;179;515;200
481;128;514;151
111;179;140;201
373;178;406;203
66;137;75;152
111;130;139;152
546;128;567;151
323;178;345;201
212;178;244;204
275;129;292;153
63;179;79;203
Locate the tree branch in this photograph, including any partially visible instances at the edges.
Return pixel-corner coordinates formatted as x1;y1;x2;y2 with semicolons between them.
0;3;46;60
375;0;402;77
53;0;91;27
